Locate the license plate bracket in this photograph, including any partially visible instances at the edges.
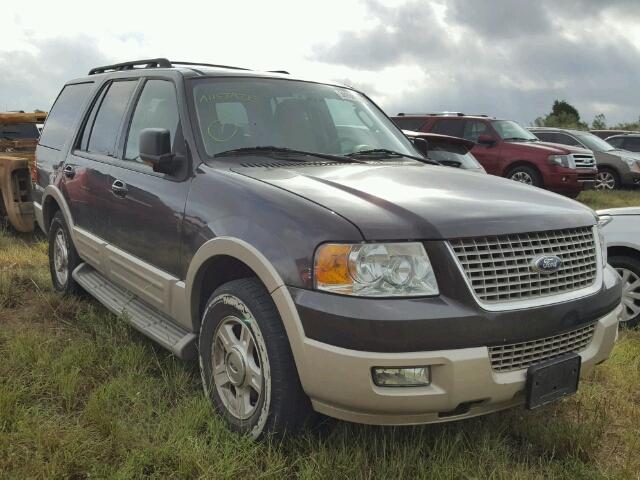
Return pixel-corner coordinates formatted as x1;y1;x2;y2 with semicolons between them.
526;353;581;410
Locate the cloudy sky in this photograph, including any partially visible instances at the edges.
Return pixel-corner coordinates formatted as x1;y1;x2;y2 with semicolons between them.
2;0;639;125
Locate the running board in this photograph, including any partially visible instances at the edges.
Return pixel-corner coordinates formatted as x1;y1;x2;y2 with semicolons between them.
72;263;197;360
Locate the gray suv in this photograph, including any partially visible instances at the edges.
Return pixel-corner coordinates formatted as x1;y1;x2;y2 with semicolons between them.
34;59;622;439
530;127;640;190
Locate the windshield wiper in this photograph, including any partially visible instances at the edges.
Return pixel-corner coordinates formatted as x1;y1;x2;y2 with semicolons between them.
214;146;364;163
347;148;439;165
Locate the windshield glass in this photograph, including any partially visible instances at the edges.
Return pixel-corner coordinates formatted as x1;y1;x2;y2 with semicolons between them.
491;120;538;141
575;132;615;152
188;78;415;158
428;145;481;169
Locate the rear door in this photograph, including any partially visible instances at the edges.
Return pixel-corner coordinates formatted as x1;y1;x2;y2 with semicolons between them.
63;79;138;240
460;119;501;174
102;78;189;277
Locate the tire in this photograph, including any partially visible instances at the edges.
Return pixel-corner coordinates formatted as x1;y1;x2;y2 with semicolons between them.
48;211;82;295
198;278;314;439
609;254;640;328
507;165;542;188
595;168;620;190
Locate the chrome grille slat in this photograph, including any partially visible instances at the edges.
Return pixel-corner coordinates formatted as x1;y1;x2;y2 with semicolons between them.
572;153;596;168
449;227;598;304
489;324;595;372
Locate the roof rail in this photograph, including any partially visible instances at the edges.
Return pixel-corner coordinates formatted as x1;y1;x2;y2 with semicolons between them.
268;70;290;74
397;112;478;117
88;58;255;75
88;58;172;75
170;61;251;71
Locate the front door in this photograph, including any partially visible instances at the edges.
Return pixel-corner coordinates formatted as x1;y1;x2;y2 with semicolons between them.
102;78;190;278
463;120;501;175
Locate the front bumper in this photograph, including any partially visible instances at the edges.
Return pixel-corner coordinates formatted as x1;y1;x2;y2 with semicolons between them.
299;304;621;425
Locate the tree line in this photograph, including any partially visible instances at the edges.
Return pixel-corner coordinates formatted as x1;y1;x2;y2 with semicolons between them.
533;100;639;131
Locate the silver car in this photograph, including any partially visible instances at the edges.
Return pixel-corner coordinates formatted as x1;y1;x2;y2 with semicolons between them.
599;208;640;327
530;127;640;190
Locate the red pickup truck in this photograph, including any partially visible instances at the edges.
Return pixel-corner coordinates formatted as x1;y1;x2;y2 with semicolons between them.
392;113;597;197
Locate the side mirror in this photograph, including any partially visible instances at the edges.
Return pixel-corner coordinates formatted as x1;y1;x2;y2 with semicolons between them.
139;128;177;174
477;134;496;146
412;137;429;157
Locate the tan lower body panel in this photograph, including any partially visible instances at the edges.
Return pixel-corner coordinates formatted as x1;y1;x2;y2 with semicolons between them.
296;304;621;425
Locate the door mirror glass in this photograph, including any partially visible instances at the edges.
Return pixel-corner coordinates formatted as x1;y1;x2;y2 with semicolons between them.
139;128;177;173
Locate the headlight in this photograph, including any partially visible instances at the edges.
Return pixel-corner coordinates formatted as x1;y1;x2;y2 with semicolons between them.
596;215;611;267
314;242;439;297
621;156;640;169
548;154;576;169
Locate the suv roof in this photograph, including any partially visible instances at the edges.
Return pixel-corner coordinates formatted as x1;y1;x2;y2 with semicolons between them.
82;57;328;84
396;112;495;120
528;126;586;135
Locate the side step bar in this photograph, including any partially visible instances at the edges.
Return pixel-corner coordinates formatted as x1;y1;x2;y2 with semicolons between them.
72;263;197;360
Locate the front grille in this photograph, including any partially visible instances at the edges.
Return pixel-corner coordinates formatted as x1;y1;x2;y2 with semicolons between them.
489;323;595;372
573;154;596;168
449;227;598;304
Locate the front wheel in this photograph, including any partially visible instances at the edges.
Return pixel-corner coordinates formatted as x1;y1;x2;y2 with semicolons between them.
198;278;314;439
595;168;620;190
609;255;640;328
507;165;542;188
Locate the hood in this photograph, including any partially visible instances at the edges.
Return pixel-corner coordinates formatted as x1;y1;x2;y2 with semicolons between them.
597;207;640;216
510;141;592;155
232;161;596;240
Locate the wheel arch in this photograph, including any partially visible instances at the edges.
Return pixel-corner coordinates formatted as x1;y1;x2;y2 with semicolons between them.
185;238;307;371
42;185;74;234
608;244;640;261
503;160;543;180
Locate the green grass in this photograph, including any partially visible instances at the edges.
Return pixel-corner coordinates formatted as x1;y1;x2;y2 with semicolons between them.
578;189;640;211
1;191;639;479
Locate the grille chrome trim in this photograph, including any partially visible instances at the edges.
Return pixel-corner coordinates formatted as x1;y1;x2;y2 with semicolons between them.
572;153;596;168
489;323;595;372
447;226;603;312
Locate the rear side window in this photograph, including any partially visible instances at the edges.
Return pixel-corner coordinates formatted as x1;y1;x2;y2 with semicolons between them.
623;137;640;151
86;81;137;156
39;82;93;150
431;119;464;138
392;118;426;131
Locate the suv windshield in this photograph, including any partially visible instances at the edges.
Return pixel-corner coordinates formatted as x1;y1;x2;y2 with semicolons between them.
491;120;538;141
188;78;415;159
574;132;615;152
0;123;39;140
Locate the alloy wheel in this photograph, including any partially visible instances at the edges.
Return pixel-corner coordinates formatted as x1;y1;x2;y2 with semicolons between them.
211;315;265;420
52;229;69;286
616;267;640;324
511;171;533;185
595;171;616;190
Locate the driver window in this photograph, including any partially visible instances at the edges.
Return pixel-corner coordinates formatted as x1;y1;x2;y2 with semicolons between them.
124;80;180;162
463;120;489;142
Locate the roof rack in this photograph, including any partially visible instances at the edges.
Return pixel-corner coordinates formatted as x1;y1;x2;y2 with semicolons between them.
170;61;251;71
88;58;255;75
89;58;172;75
397;112;491;118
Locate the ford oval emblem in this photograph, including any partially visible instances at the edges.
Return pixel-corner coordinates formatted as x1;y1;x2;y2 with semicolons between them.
531;255;563;273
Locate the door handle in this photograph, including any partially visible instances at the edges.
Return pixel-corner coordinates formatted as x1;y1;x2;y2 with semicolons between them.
63;164;76;178
111;180;128;197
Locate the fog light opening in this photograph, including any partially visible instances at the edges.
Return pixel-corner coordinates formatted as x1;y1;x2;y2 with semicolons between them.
372;366;431;387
